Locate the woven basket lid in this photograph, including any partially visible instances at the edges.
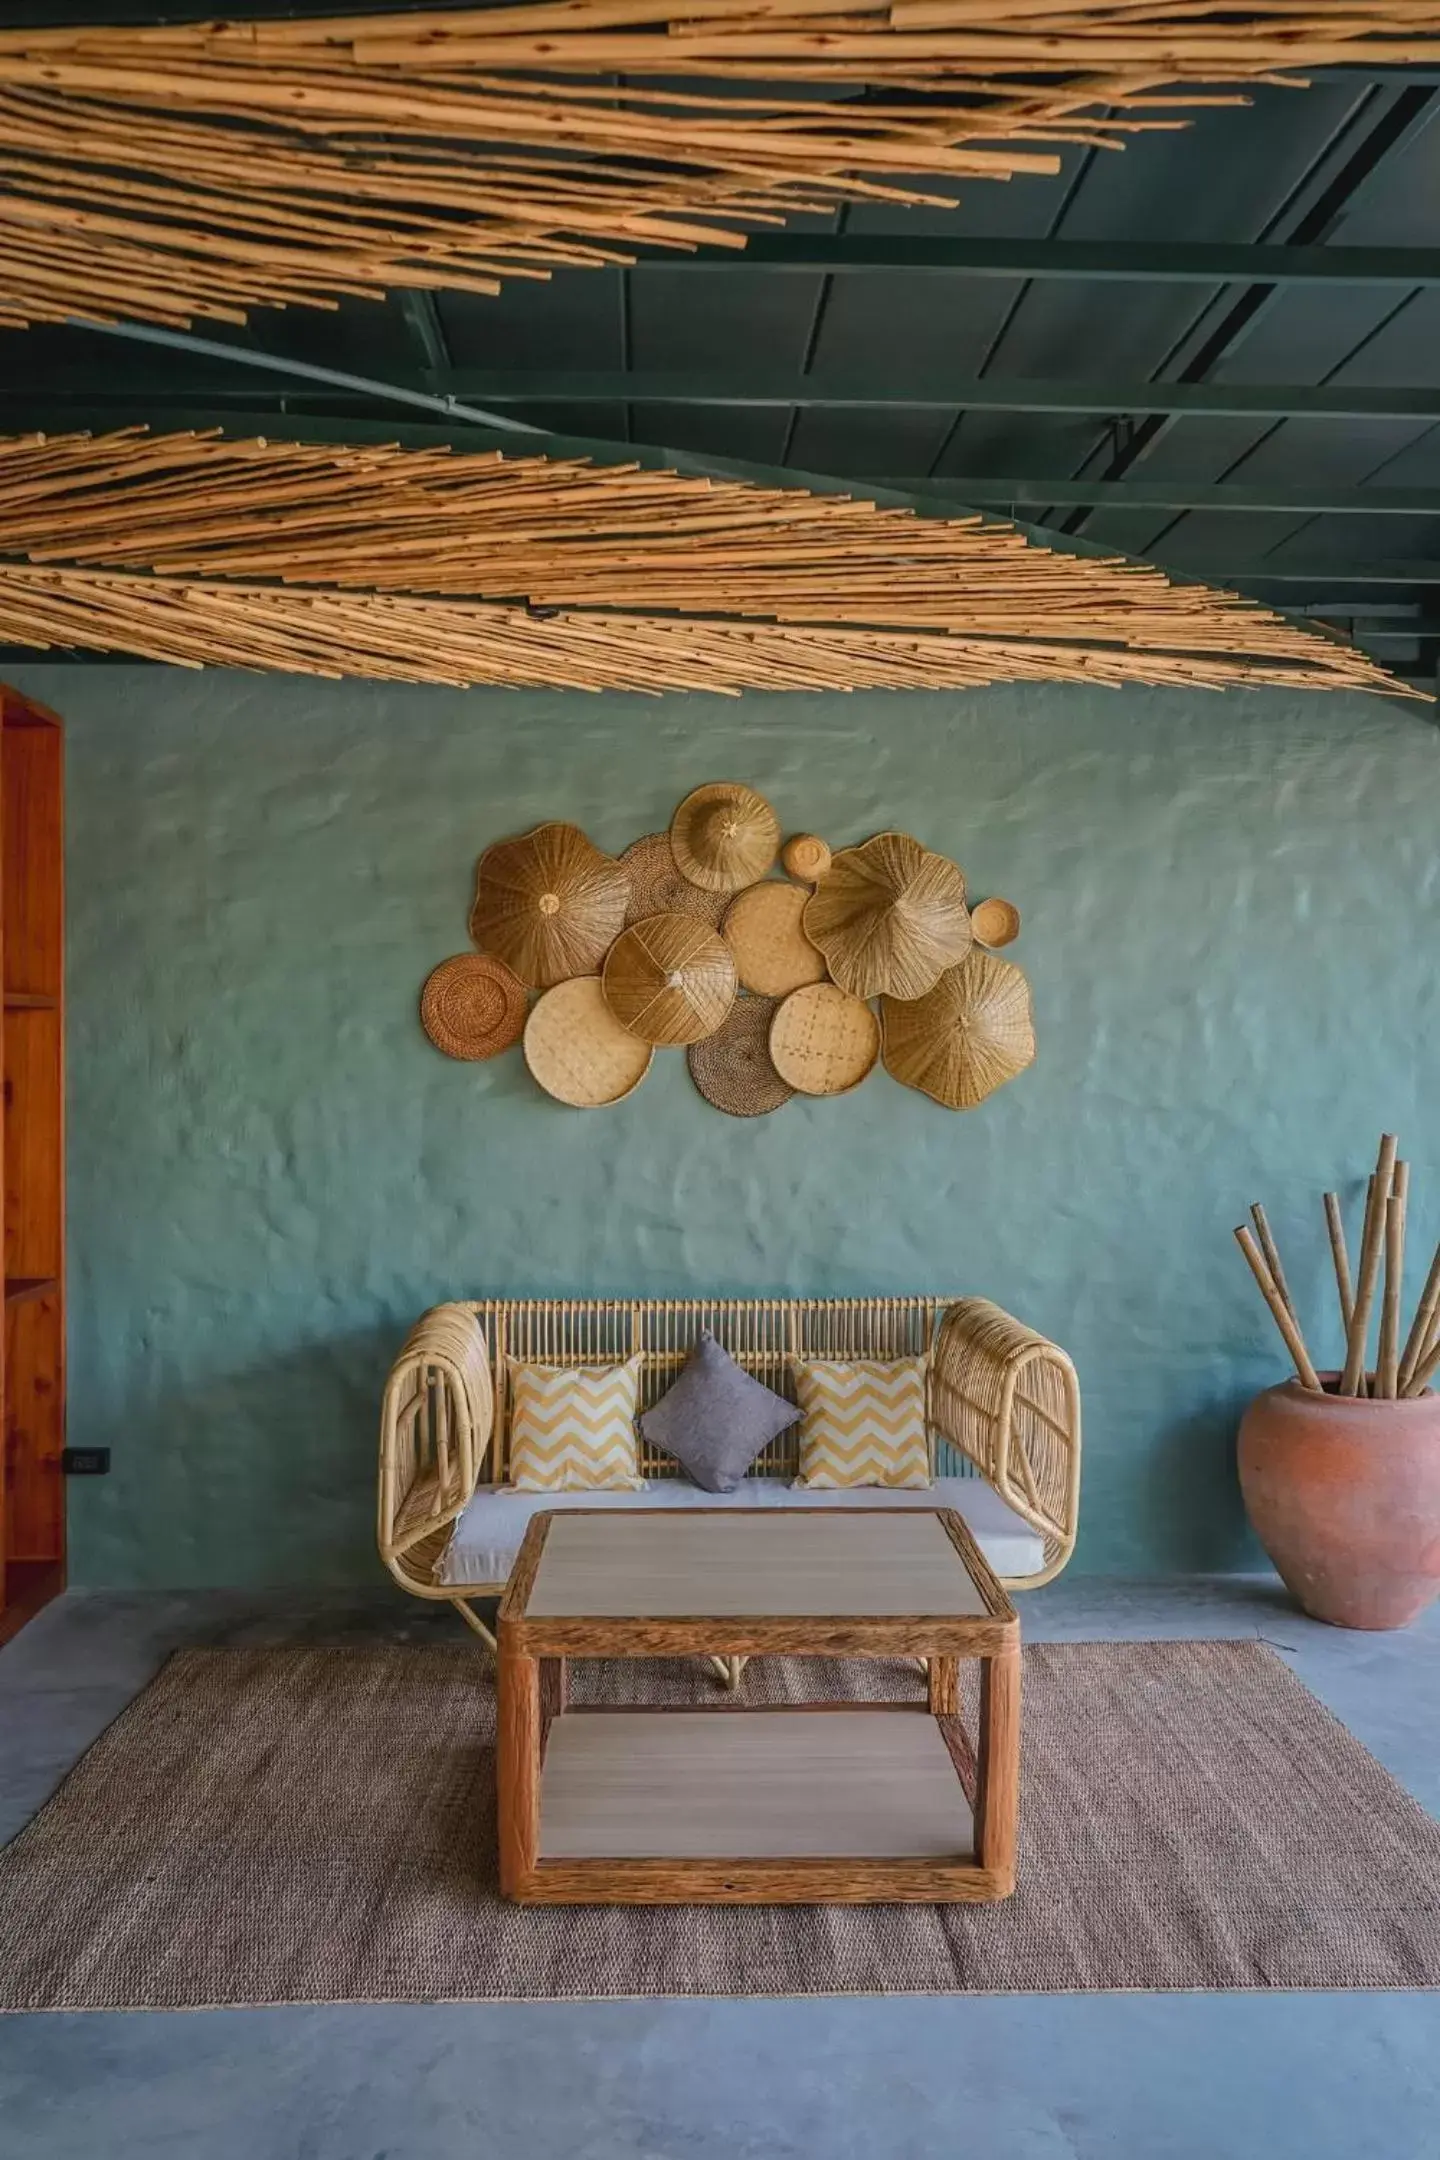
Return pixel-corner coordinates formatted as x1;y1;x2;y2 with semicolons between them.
803;831;971;1001
670;782;781;894
881;950;1035;1110
722;880;828;999
603;911;737;1046
619;833;729;930
769;981;880;1097
524;975;653;1107
688;995;794;1118
420;952;528;1061
971;895;1021;949
470;821;628;989
781;833;832;884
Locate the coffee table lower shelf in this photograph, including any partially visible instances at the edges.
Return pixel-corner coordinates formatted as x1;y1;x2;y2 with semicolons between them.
504;1705;1006;1905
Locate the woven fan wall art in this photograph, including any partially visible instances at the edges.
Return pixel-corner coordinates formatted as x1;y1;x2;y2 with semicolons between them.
804;832;972;1000
881;951;1037;1108
471;821;629;988
421;788;1036;1112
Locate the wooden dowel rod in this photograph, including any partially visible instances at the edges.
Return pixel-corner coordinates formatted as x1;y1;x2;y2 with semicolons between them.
1340;1134;1397;1397
1234;1225;1322;1392
1377;1179;1406;1399
1403;1319;1440;1398
1249;1202;1296;1319
1398;1235;1440;1393
1322;1190;1354;1337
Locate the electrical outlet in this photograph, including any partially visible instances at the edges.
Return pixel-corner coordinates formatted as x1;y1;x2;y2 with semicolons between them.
61;1446;110;1476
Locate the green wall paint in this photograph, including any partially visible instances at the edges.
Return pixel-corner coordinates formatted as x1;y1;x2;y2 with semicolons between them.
13;663;1439;1586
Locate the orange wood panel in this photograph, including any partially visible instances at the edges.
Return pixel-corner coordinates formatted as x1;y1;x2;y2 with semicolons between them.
2;717;62;999
0;686;65;1627
3;1006;62;1283
4;1290;63;1561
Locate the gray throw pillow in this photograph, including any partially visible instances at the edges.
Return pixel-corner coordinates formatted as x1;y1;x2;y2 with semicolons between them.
640;1330;797;1494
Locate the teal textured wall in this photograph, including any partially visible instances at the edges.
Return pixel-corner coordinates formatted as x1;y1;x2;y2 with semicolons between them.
12;662;1439;1586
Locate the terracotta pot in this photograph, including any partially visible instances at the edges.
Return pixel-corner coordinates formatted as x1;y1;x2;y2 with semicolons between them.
1238;1376;1440;1629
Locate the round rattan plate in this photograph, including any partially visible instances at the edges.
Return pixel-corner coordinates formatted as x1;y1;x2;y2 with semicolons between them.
688;995;794;1118
781;833;832;884
603;912;737;1046
972;896;1022;949
769;982;880;1097
881;949;1035;1109
723;881;827;998
524;976;653;1108
619;834;729;930
670;782;781;894
420;952;528;1061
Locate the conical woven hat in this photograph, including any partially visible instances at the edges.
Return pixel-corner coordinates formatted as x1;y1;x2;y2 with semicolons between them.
603;911;737;1046
619;833;729;930
470;821;628;989
420;953;527;1061
670;782;780;894
881;950;1035;1109
804;831;971;1001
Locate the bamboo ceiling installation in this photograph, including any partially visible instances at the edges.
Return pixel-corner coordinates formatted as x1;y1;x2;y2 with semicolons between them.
2;6;1440;327
0;428;1410;696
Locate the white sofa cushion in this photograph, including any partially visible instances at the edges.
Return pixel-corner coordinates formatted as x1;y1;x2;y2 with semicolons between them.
437;1474;1046;1587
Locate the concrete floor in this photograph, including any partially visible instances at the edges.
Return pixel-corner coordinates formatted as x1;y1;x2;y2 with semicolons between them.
1;1576;1437;2160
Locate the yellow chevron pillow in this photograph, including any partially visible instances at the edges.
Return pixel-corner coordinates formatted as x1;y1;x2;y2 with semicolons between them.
508;1356;645;1491
791;1355;932;1489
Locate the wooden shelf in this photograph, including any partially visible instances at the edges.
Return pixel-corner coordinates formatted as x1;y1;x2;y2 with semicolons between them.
3;992;57;1010
539;1708;974;1862
5;1275;58;1306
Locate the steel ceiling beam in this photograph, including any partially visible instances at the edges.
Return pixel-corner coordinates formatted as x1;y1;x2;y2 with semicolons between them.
640;237;1440;284
64;318;543;434
21;365;1440;421
1160;560;1440;583
1059;83;1440;537
864;478;1440;514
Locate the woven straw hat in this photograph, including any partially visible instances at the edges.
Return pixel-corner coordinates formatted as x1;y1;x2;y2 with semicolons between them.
670;782;781;894
420;952;527;1061
781;833;832;884
619;833;729;930
524;976;653;1107
603;911;737;1046
971;896;1021;949
769;981;880;1097
688;995;794;1117
723;880;827;998
471;821;628;989
803;831;971;1001
881;950;1035;1110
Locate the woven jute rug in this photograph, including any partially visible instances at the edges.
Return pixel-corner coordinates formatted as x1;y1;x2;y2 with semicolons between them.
1;1640;1437;2009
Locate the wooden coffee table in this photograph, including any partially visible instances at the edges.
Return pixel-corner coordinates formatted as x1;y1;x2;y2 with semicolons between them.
495;1507;1020;1905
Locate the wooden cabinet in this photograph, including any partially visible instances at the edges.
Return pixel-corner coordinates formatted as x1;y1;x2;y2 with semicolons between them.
0;685;64;1646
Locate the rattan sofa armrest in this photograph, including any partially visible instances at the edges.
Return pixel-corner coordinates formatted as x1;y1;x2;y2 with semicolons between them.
377;1303;494;1574
931;1298;1082;1587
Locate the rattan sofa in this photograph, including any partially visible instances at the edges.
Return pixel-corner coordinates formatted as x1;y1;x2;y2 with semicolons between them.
378;1296;1081;1655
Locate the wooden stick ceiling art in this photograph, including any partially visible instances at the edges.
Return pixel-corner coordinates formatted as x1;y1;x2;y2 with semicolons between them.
0;427;1409;695
0;5;1439;326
